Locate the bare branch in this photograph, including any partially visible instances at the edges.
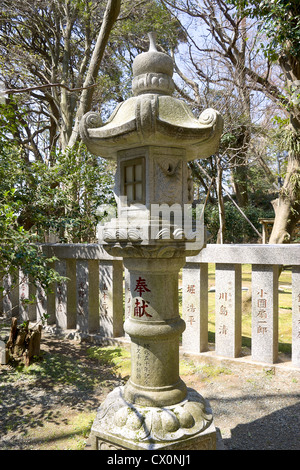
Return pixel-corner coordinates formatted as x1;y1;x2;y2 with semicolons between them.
1;82;98;96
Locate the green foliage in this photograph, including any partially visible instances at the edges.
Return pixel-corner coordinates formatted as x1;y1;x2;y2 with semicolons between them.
276;126;300;154
0;117;115;244
204;201;274;243
0;108;58;292
0;191;62;305
0;107;115;303
229;0;300;61
22;145;116;243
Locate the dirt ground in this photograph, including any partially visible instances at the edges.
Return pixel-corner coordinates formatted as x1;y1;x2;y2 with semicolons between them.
0;332;300;451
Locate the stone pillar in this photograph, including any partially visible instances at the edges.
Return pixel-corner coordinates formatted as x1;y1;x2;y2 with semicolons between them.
99;260;123;337
36;284;47;323
182;262;208;353
251;264;279;363
19;271;28;322
2;274;8;317
0;340;8;365
89;260;101;333
55;259;76;330
28;279;37;322
123;257;186;407
36;262;56;325
46;280;56;326
215;264;242;358
76;260;88;332
292;266;300;367
37;284;56;326
19;271;36;322
2;271;19;318
76;260;100;333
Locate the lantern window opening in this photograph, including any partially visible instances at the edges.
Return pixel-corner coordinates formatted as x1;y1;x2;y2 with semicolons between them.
121;157;145;205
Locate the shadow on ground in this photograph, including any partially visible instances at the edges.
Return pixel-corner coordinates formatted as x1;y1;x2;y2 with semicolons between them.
0;336;124;449
1;334;300;450
225;401;300;450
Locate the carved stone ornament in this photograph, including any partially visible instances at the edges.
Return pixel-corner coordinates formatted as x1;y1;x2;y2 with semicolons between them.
103;241;188;259
154;157;182;204
90;386;215;449
79;33;223;160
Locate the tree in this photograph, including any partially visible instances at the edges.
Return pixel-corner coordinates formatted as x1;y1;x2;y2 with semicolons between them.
228;0;300;243
0;0;121;157
160;0;300;243
0;0;182;158
160;0;281;245
162;1;256;204
0;125;63;315
0;0;121;239
0;0;122;315
0;1;184;239
67;0;121;149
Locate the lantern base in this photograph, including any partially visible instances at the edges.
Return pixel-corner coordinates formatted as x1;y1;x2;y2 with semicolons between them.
87;385;217;451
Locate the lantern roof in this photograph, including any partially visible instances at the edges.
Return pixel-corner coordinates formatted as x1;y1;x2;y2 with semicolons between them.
79;33;223;160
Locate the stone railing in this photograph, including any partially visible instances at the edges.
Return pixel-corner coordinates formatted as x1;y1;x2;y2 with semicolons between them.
0;244;124;340
182;244;300;369
1;243;299;369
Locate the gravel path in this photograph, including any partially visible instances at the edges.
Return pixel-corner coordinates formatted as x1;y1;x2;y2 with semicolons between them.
0;332;299;451
182;355;300;450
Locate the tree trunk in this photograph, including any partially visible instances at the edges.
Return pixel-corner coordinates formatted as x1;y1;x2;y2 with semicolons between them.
269;152;300;243
231;159;249;207
269;53;300;243
6;317;42;366
67;0;121;150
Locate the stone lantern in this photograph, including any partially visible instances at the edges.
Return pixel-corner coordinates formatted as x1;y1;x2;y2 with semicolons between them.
80;33;223;451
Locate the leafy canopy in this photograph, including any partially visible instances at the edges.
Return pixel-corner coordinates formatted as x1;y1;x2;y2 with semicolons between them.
229;0;300;61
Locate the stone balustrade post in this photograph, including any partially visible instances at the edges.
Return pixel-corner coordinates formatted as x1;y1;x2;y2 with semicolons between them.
215;263;242;358
19;271;29;322
55;259;76;330
37;284;56;325
182;262;208;353
2;271;19;319
251;265;279;364
292;266;300;367
99;260;123;338
76;260;100;333
36;284;47;323
0;273;3;317
19;272;36;323
88;260;101;333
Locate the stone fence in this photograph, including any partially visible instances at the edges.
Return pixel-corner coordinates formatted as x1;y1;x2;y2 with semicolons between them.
183;244;300;369
1;243;300;369
0;244;124;339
